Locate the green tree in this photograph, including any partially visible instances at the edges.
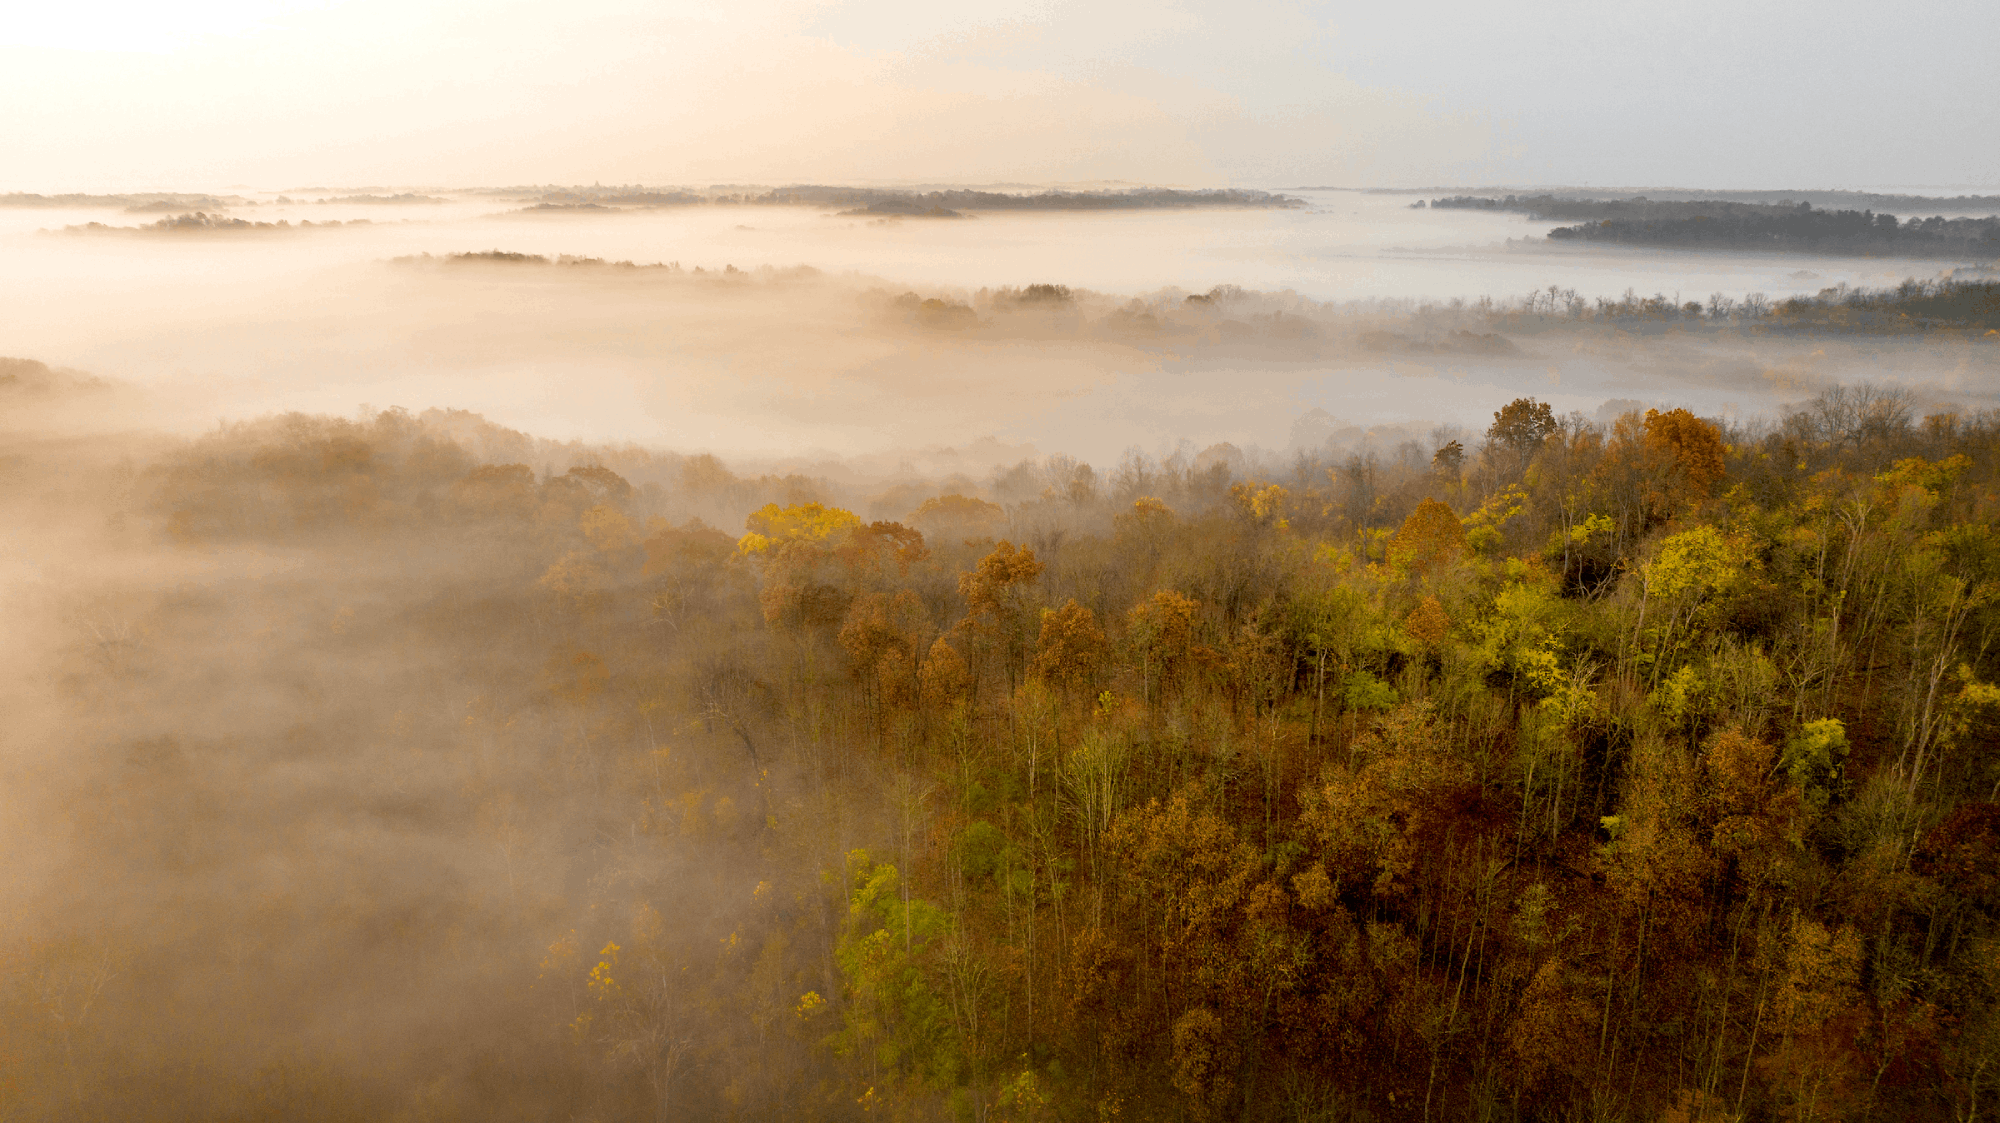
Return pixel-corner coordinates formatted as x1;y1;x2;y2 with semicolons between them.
1488;397;1559;470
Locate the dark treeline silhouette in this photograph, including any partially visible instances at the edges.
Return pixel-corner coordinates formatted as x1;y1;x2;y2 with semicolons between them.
9;370;2000;1121
534;189;712;207
396;252;828;282
312;193;448;204
1496;276;2000;334
0;191;244;209
1767;277;2000;332
1427;194;2000;258
61;213;375;235
1548;208;2000;258
840;199;965;218
1415;187;2000;213
401;251;2000;344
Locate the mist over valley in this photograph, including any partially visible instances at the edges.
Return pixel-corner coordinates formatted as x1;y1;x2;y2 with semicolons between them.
7;188;1996;461
7;2;2000;1118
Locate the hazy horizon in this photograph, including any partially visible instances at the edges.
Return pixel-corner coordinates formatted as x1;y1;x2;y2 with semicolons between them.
7;6;2000;1122
8;183;1997;464
8;0;1998;189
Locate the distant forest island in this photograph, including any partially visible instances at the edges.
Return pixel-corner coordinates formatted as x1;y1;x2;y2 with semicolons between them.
1;191;247;211
1;191;447;211
520;184;1302;212
1426;193;2000;258
60;213;374;236
406;249;2000;337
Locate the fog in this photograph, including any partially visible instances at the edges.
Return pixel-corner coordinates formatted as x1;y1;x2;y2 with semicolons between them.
6;189;1995;463
5;180;2000;1121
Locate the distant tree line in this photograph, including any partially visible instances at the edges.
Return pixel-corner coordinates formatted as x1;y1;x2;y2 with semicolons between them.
1766;276;2000;332
761;186;1301;211
1548;207;2000;258
532;185;1301;211
1423;189;2000;213
0;191;242;209
1498;276;2000;333
314;193;448;204
536;190;709;207
1427;194;2000;258
839;199;966;218
60;213;373;235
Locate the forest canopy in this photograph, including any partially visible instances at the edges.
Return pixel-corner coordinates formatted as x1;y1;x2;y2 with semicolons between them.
7;375;2000;1122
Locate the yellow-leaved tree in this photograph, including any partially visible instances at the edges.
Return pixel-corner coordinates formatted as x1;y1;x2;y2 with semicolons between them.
1637;524;1744;685
736;501;862;555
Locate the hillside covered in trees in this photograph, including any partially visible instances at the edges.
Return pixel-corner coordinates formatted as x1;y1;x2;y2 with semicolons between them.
1428;195;2000;259
5;378;2000;1122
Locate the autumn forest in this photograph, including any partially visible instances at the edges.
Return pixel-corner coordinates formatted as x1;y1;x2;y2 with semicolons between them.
5;370;2000;1123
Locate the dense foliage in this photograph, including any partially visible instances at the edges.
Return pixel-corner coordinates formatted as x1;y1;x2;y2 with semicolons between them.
1546;209;2000;259
1429;194;2000;259
7;388;2000;1121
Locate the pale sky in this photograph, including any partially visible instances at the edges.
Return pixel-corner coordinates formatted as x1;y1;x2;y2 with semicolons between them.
4;0;1995;191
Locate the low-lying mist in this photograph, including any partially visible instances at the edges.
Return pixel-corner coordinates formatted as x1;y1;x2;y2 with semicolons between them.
5;183;2000;1119
8;189;1990;461
11;246;1999;468
7;327;2000;1118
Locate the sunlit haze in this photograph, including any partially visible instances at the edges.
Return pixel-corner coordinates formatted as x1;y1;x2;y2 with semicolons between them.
6;5;2000;1122
7;0;1997;189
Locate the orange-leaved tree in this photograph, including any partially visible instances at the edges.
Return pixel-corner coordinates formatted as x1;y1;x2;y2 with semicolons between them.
907;493;1006;544
956;541;1044;690
1034;599;1108;695
1642;407;1727;515
1404;595;1449;651
1129;590;1200;700
835;521;928;583
1388;498;1466;577
839;590;930;714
